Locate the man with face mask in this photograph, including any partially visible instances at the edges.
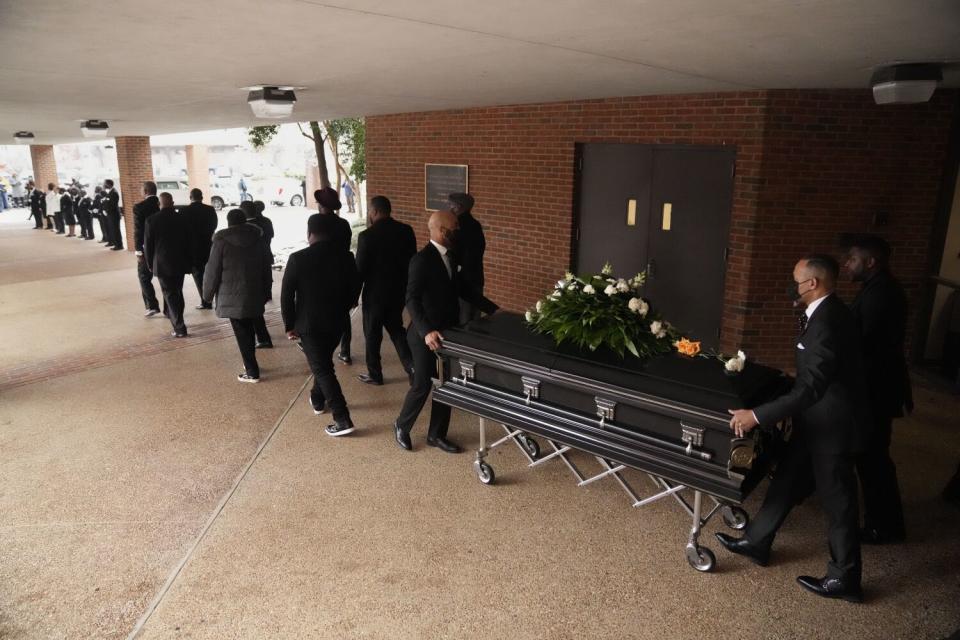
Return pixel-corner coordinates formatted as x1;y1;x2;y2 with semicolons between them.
722;255;868;602
393;210;499;453
844;234;909;544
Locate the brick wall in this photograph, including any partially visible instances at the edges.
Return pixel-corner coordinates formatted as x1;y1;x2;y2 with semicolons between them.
29;145;58;190
114;136;155;249
366;90;957;370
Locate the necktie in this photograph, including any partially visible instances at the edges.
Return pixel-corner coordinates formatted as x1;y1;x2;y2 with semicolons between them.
798;312;808;335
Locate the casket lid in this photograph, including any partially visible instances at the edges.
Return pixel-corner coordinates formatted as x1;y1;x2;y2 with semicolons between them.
443;313;787;416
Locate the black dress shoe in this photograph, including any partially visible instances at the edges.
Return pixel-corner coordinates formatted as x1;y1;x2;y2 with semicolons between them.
357;373;384;386
195;303;213;310
255;342;274;349
395;423;412;451
860;527;905;545
426;437;462;454
338;353;352;365
715;533;769;566
796;575;863;603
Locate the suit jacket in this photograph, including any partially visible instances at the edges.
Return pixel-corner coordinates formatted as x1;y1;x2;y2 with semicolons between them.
451;211;486;293
103;189;120;218
754;294;869;454
144;207;192;277
850;270;911;417
356;217;417;310
406;242;498;340
281;241;361;336
182;201;219;266
247;215;275;260
59;193;72;216
133;195;160;252
30;189;44;214
92;193;103;216
78;196;92;216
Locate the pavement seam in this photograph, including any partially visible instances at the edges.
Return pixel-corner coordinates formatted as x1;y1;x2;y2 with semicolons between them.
125;372;313;640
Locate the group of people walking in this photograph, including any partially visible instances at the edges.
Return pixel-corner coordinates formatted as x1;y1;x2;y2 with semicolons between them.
24;179;124;248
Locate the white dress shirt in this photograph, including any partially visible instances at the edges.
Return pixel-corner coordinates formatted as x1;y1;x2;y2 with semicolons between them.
430;239;453;278
804;293;830;321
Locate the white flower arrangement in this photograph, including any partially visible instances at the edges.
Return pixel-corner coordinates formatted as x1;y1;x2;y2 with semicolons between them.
724;350;747;373
583;284;596;295
604;284;617;296
616;279;631;293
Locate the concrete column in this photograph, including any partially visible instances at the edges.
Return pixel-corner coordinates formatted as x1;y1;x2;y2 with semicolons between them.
185;145;210;202
114;136;154;251
29;145;58;189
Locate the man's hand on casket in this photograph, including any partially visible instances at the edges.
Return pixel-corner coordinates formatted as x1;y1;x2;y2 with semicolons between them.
727;409;759;438
425;330;444;351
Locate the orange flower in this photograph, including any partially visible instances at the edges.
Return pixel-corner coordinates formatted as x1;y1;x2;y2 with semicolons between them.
674;338;701;357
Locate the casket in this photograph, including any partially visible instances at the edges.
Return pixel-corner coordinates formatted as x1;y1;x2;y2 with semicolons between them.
435;312;788;501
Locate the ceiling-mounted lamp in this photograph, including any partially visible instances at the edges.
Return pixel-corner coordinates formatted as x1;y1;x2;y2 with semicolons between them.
80;119;110;138
247;86;297;119
13;131;35;144
871;63;942;105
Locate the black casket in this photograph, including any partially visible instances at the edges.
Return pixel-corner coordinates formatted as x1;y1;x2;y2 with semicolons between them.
433;312;791;571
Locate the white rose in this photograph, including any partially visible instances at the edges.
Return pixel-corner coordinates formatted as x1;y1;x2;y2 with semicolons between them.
525;311;534;322
616;279;630;293
737;350;747;362
604;284;617;296
536;300;543;313
725;356;745;372
583;284;596;295
628;298;649;317
650;320;666;338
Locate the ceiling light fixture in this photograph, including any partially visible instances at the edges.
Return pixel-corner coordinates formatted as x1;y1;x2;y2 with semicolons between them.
80;119;110;138
14;131;35;144
247;86;298;119
871;63;942;105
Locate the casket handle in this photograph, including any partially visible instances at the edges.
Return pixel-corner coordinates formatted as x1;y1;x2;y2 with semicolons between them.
521;377;540;405
680;423;712;461
459;360;476;384
595;398;617;428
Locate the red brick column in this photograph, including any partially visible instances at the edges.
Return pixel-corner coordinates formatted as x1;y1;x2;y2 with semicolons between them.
115;136;155;251
29;145;59;189
185;145;210;200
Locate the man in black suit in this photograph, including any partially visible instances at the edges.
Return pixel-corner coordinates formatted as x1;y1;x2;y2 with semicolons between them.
134;181;162;317
356;196;416;386
92;186;109;243
394;210;499;453
76;190;94;240
314;187;354;364
29;182;44;229
57;187;72;235
845;234;910;544
183;188;219;310
144;193;192;337
281;213;361;437
447;193;488;325
723;255;867;602
102;179;123;250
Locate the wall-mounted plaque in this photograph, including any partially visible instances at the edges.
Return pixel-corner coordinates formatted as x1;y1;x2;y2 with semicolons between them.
425;164;468;211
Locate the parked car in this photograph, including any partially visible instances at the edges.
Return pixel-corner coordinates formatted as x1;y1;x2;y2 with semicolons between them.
248;177;304;207
155;178;236;210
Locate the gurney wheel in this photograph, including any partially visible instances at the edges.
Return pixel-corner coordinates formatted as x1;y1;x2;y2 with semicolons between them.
685;545;716;573
476;461;496;485
521;435;540;459
721;505;749;530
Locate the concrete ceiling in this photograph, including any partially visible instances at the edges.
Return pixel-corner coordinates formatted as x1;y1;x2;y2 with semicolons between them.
2;0;959;144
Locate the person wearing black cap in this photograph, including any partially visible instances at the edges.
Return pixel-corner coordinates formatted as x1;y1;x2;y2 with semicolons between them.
844;234;910;544
314;187;354;364
204;209;272;382
240;200;274;348
282;213;361;436
447;192;487;325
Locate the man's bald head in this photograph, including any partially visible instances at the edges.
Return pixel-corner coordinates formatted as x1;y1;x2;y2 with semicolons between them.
792;253;838;307
428;210;459;247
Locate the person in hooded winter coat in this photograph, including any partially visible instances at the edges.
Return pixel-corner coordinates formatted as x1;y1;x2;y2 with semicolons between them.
203;209;273;382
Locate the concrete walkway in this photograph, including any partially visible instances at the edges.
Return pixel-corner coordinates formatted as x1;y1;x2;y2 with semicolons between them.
1;212;958;639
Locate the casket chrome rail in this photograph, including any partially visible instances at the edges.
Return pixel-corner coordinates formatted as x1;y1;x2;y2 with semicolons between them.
432;348;758;573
